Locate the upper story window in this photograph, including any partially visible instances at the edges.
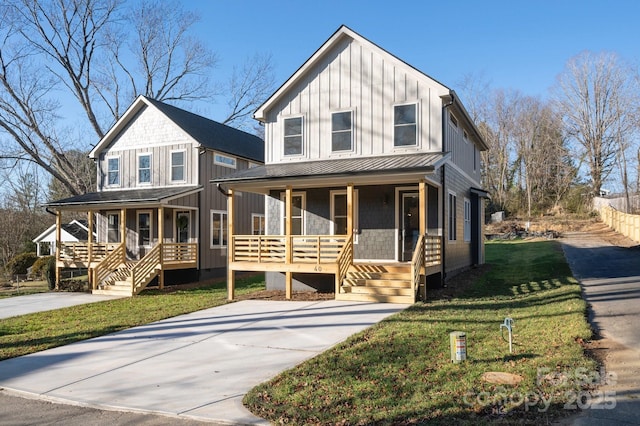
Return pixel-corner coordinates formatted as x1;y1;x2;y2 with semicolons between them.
284;117;303;156
171;151;186;182
138;153;151;184
394;103;417;147
107;156;120;187
331;111;353;152
214;153;236;168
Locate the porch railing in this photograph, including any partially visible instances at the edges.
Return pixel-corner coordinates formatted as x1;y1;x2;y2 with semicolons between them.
162;243;198;266
424;235;442;266
232;235;349;264
335;236;353;294
59;242;121;263
93;242;126;289
131;244;161;295
411;234;426;300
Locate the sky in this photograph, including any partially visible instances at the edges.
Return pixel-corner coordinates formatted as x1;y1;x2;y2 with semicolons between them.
182;0;640;122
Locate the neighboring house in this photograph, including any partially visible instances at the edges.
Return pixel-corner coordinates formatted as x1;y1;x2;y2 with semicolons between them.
32;220;92;257
215;26;489;303
45;96;264;296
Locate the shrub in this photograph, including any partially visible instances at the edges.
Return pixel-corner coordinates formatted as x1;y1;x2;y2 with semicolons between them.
31;256;54;279
45;256;56;290
6;252;38;276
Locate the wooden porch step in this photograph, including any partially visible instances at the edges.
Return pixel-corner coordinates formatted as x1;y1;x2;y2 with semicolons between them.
343;278;411;288
347;286;413;296
335;292;414;304
340;263;415;304
93;280;133;296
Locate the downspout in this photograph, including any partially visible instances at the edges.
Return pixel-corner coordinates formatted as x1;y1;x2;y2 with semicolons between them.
216;183;230;197
441;93;455;286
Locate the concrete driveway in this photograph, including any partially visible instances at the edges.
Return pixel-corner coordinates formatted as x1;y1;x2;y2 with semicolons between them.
0;299;407;425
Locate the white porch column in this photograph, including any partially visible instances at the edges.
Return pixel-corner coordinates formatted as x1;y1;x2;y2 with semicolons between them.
55;211;61;290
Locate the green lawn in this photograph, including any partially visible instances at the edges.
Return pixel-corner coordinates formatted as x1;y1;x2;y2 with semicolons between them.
0;274;265;361
244;240;596;425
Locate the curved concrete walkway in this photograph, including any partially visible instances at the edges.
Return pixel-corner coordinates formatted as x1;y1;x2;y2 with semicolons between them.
0;299;407;425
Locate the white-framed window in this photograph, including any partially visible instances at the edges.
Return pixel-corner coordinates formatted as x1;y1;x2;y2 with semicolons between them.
214;153;237;169
107;156;120;187
280;192;305;235
464;198;471;242
448;192;457;242
252;214;265;235
107;212;120;243
137;210;152;247
283;116;303;156
171;150;186;182
331;190;359;243
138;153;152;184
210;210;227;248
393;103;417;147
331;111;353;152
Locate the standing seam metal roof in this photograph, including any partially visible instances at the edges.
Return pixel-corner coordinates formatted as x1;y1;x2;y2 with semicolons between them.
212;152;448;183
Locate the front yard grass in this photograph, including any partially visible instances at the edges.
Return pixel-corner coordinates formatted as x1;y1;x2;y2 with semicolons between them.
0;274;265;361
244;240;596;425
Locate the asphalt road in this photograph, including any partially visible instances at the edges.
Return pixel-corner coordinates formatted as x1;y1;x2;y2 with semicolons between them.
561;231;640;350
0;390;216;426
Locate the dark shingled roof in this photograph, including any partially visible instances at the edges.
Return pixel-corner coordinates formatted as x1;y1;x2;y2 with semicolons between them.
46;186;202;207
144;97;264;162
213;152;448;184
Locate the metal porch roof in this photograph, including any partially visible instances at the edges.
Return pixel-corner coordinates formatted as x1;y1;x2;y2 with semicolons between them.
45;186;202;208
212;152;448;187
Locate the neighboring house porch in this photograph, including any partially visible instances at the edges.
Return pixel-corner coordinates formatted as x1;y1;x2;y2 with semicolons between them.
47;187;201;296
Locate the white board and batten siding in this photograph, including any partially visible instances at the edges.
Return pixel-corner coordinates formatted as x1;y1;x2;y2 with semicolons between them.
97;104;199;190
263;36;450;165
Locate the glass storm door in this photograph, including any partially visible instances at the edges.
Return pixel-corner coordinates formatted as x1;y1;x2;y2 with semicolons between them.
401;193;419;261
176;211;190;243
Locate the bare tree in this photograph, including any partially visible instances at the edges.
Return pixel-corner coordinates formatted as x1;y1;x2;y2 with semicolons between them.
553;51;639;198
0;0;274;198
479;89;521;213
222;53;276;129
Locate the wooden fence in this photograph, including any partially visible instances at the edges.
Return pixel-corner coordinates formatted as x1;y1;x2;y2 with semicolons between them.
599;206;640;243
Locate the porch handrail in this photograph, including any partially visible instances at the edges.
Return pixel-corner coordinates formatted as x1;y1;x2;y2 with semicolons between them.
424;235;442;266
162;243;198;265
60;242;120;263
335;235;354;294
131;243;161;295
410;234;426;302
93;242;126;289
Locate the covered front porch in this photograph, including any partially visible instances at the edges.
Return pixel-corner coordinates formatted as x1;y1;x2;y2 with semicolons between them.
225;180;443;303
46;187;201;296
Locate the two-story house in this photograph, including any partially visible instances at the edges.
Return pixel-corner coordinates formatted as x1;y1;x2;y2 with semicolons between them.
46;96;264;296
215;26;489;304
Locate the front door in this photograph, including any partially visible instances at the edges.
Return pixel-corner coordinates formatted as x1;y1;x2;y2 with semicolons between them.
400;192;419;261
176;211;190;243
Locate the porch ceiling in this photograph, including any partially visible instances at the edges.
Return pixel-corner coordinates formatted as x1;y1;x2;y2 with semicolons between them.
45;186;203;210
213;152;449;193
